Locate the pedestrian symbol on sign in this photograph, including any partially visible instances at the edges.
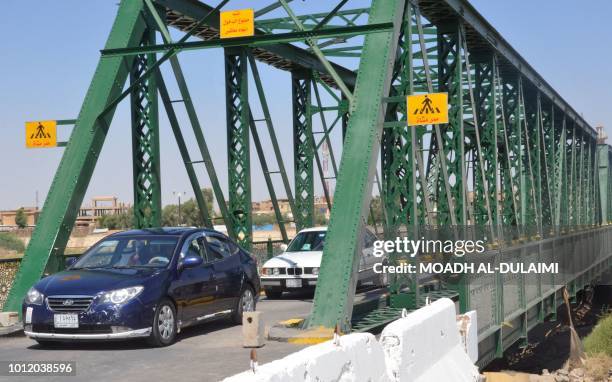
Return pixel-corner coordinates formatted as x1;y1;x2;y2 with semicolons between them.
407;92;449;126
413;95;441;115
25;120;57;148
31;123;52;139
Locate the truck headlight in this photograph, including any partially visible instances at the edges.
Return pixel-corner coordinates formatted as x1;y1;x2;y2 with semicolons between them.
25;287;44;305
101;286;143;305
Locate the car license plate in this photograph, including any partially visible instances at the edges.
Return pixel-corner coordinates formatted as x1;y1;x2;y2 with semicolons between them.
286;279;302;288
54;314;78;328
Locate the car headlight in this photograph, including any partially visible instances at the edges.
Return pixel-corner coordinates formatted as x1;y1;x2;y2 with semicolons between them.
312;267;319;275
273;268;280;275
25;287;44;305
262;268;270;275
100;286;143;305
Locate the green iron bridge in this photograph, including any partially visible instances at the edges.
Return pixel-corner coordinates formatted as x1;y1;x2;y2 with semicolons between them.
4;0;612;366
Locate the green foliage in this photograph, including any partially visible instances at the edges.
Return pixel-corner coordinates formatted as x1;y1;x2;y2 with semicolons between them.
252;213;276;226
14;208;28;228
0;232;25;253
97;207;134;230
584;313;612;356
162;188;217;227
367;196;383;225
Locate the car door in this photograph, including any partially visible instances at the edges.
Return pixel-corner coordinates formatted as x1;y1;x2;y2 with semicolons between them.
172;233;219;323
204;234;243;311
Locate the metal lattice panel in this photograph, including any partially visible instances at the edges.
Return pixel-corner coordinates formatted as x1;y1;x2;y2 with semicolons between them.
225;48;252;249
292;71;314;230
130;28;162;228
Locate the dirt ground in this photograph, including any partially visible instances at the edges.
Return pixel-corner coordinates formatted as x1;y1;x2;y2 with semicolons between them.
484;286;611;377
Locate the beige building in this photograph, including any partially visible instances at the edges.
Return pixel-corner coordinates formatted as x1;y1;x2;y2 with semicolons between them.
77;196;131;227
252;199;292;215
0;207;39;227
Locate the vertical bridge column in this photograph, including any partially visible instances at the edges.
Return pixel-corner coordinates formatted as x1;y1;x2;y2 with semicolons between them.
437;23;466;225
292;70;314;230
307;0;405;330
130;24;161;228
225;47;252;249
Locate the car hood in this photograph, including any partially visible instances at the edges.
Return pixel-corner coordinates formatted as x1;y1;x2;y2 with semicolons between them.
263;251;322;268
34;268;166;297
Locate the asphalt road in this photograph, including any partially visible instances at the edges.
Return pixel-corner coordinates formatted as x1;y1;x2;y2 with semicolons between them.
0;292;315;382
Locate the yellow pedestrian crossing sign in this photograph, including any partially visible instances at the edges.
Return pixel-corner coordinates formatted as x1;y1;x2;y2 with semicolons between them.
407;93;448;126
25;120;57;148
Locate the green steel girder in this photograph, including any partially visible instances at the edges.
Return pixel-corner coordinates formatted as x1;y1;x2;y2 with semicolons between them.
3;0;148;313
307;0;405;330
499;74;521;227
225;47;252;249
155;0;358;90
517;79;539;232
381;3;422;302
540;99;554;228
101;23;392;59
292;70;315;230
255;8;370;33
474;56;500;227
130;26;162;228
382;5;414;234
437;24;466;225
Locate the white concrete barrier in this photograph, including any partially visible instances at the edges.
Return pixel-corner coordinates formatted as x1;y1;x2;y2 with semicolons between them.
457;310;478;364
223;333;389;382
224;298;479;381
380;298;479;382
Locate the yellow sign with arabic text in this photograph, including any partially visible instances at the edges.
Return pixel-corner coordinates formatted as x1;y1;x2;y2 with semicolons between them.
25;120;57;148
407;93;448;126
220;9;254;39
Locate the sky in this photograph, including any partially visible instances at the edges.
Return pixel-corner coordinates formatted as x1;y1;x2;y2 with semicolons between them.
0;0;610;211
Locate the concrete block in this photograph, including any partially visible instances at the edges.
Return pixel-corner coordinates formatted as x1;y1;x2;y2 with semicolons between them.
224;333;390;382
0;312;18;327
243;311;265;348
457;310;479;363
380;298;480;382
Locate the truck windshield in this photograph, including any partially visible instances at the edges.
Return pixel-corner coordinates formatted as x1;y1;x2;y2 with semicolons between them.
286;231;326;252
72;236;179;269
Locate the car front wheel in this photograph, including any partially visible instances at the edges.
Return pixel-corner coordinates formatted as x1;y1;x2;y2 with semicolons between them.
147;298;177;347
232;286;256;324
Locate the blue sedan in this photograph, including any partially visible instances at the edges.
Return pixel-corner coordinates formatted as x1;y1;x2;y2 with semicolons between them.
22;228;260;347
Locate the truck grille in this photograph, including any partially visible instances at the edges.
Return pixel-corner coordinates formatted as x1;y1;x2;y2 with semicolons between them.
47;296;93;312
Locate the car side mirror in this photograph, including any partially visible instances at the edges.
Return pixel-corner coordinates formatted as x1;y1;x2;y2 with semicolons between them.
280;243;288;252
65;257;77;268
179;255;203;271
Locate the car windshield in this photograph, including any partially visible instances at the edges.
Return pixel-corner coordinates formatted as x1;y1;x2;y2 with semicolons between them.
72;236;179;269
286;231;326;252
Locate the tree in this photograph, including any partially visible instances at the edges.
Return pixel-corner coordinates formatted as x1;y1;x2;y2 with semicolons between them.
97;208;133;230
15;208;27;228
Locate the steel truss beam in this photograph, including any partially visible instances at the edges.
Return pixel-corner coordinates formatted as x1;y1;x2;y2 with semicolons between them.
292;70;314;230
130;26;162;228
153;0;358;89
307;0;405;330
225;47;252;249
